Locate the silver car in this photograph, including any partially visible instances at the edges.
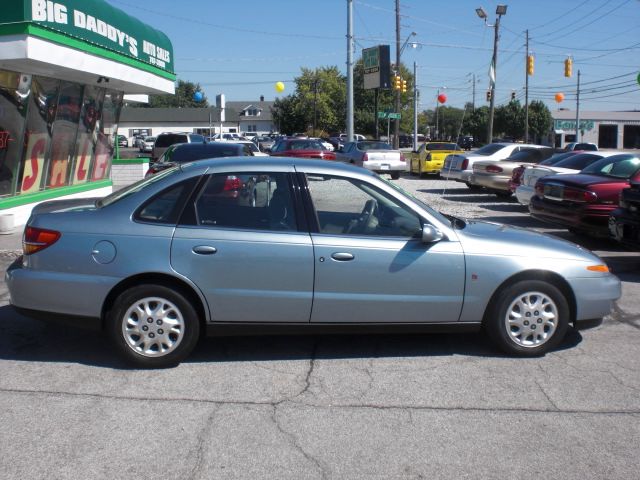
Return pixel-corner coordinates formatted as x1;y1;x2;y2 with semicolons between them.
337;140;406;179
6;158;621;368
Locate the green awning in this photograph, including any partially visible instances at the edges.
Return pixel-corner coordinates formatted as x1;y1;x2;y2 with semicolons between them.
1;0;175;79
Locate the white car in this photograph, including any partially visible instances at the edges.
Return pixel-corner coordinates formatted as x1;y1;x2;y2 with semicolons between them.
442;143;542;188
140;136;156;153
515;151;618;205
232;140;269;156
309;137;334;152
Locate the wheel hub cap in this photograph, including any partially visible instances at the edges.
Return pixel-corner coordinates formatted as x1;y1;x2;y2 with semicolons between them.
122;297;185;357
505;291;558;348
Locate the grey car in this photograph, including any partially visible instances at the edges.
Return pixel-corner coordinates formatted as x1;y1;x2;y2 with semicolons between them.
7;158;621;368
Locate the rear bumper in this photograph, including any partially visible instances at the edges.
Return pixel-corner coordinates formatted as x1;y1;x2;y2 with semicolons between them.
470;173;509;191
529;197;612;235
363;161;406;173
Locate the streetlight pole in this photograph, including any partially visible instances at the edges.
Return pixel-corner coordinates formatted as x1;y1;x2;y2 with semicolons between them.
476;5;507;144
346;0;354;142
394;31;417;147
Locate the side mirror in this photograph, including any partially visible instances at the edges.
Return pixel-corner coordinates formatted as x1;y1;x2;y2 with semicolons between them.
421;224;444;244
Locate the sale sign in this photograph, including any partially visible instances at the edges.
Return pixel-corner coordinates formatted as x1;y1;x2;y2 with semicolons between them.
21;132;48;193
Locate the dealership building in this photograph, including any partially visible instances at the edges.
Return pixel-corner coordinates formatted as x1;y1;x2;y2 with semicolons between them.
552;109;640;149
0;0;175;228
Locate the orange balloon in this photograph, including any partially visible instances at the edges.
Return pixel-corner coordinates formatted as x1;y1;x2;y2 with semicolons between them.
555;92;565;103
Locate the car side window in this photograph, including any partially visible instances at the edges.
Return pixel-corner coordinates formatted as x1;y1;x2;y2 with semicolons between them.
305;174;422;238
135;177;198;224
194;172;297;231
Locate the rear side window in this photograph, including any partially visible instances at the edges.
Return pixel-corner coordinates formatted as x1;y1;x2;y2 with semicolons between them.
135;177;199;224
155;134;187;148
556;153;602;170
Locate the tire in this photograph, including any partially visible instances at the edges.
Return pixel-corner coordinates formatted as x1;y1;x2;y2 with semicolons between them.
390;171;400;180
484;280;569;356
108;284;201;368
465;182;483;191
495;190;513;198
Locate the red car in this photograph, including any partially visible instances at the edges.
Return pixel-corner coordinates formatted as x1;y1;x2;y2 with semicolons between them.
269;138;336;160
530;153;640;237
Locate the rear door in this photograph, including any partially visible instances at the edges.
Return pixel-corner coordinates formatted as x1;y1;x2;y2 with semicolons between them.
171;169;314;323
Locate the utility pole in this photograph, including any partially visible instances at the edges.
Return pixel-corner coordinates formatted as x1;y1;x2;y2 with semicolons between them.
575;69;581;142
394;0;401;149
413;61;418;151
346;0;354;142
487;15;500;143
472;73;476;111
524;29;529;143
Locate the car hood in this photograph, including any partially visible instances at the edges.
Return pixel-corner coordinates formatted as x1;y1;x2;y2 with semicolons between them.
30;197;101;216
455;219;599;262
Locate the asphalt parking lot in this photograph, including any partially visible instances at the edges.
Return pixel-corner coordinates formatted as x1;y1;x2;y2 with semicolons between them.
0;173;638;480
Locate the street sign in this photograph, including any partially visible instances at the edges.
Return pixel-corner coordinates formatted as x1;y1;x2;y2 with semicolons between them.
377;112;401;119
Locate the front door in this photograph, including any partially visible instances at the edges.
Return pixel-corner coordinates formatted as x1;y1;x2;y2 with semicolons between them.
303;173;465;324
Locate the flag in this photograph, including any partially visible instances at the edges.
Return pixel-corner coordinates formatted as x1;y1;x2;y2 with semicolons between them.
488;59;496;88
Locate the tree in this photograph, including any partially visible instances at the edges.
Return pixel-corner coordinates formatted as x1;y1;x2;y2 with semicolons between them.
463;106;489;145
527;100;554;144
495;100;525;140
129;79;209;108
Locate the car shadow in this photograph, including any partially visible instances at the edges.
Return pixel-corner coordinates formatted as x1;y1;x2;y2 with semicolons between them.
0;305;584;368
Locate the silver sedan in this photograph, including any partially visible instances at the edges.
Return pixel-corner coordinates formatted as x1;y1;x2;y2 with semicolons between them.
6;158;621;367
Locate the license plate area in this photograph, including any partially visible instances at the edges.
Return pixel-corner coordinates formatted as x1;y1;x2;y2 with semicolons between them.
544;184;564;201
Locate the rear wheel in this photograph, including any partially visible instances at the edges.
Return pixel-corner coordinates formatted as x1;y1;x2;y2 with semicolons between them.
465;182;483;191
485;280;569;356
108;284;200;368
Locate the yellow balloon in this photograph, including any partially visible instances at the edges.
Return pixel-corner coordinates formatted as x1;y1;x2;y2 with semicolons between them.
275;81;285;93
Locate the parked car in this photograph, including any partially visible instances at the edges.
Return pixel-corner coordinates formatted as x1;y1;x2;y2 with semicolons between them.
133;135;146;150
442;143;543;189
146;142;253;176
609;180;640;248
336;140;406;179
514;152;615;206
152;132;206;161
116;135;128;148
269;138;336;160
232;140;269;157
530;153;640;237
139;136;156;153
253;135;275;152
409;142;464;177
6;157;620;367
564;142;598;152
310;137;335;152
457;136;474;150
468;147;556;197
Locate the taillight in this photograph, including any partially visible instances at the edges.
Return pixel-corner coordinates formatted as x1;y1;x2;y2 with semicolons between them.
486;165;503;173
461;159;469;170
363;153;369;162
23;226;61;255
426;153;431;161
535;182;545;197
400;152;405;162
223;175;242;191
511;166;525;183
563;188;597;203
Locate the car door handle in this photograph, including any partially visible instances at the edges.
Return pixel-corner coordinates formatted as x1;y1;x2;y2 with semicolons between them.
192;245;217;255
331;252;354;261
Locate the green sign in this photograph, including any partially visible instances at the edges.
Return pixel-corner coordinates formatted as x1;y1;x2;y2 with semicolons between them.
554;120;595;132
378;112;401;119
363;47;380;74
0;0;175;75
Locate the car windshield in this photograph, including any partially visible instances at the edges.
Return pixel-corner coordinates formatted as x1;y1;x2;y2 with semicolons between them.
426;143;459;150
540;152;578;166
379;175;452;226
580;155;640;178
358;141;390;151
96;167;181;208
554;153;603;170
473;144;507;156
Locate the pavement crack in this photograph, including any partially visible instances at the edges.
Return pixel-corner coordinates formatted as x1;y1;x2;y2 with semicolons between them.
534;377;560;411
188;406;220;480
270;404;328;480
292;340;318;400
609;302;640;330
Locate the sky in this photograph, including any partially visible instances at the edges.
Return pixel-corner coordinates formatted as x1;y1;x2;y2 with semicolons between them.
110;0;640;113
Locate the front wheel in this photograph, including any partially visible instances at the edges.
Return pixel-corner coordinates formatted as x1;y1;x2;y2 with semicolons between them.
108;284;201;368
485;280;569;356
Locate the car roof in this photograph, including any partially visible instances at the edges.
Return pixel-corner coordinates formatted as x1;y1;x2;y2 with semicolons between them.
178;156;373;175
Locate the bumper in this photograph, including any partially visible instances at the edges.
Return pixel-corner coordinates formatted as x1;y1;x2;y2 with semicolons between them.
515;185;534;206
471;173;509;191
363;161;406;174
569;273;621;321
529;197;612;235
609;209;640;247
441;168;464;181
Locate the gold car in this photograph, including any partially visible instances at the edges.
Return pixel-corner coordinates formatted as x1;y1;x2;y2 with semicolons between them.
410;142;464;177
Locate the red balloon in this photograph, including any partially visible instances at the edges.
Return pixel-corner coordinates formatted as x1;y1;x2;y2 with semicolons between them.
437;93;447;104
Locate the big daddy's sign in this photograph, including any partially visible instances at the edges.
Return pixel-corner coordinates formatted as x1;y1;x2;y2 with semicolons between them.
15;0;175;73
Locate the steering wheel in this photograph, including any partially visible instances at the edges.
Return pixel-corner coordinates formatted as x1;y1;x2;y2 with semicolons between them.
344;199;378;234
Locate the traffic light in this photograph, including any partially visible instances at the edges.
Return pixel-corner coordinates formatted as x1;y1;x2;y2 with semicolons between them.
511;90;516;101
394;75;402;90
564;58;572;78
486;89;492;102
527;54;534;76
402;79;407;93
